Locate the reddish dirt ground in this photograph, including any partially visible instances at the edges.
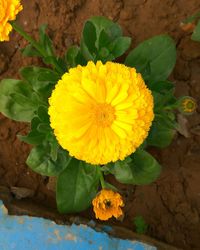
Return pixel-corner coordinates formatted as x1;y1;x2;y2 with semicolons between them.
0;0;200;249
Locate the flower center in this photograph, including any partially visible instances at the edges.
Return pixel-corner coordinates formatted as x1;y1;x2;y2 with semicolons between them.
91;103;115;127
184;100;196;111
104;199;112;208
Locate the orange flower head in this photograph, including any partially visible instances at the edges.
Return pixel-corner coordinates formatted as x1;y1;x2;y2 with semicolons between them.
0;0;23;41
92;189;124;221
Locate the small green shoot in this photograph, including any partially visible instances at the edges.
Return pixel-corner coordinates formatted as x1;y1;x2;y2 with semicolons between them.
133;216;148;234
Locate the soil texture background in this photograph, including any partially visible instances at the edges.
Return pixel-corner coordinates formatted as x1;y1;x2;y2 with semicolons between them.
0;0;200;249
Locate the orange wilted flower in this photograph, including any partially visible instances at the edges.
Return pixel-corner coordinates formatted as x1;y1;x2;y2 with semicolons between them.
92;189;124;221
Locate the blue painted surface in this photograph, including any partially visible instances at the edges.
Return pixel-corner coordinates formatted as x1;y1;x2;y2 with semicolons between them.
0;201;156;250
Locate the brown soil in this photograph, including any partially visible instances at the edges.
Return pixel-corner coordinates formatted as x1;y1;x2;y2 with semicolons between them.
0;0;200;249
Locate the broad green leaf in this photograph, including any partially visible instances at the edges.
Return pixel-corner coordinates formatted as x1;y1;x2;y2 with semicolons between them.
107;150;161;185
19;132;45;145
19;106;51;145
37;106;50;124
80;42;95;61
147;120;175;148
155;112;178;130
82;21;97;54
90;16;122;40
110;36;131;57
98;30;111;48
191;20;200;41
80;16;127;62
148;80;174;94
20;66;59;100
65;46;87;68
0;79;38;122
105;23;123;40
153;91;177;113
26;144;70;176
125;35;176;82
57;158;99;213
20;66;59;87
80;20;97;61
98;47;111;60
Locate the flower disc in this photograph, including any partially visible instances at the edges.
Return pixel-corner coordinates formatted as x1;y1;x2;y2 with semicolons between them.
0;0;23;41
48;61;154;165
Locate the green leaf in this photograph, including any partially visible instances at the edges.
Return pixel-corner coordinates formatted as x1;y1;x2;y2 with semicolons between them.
65;46;87;68
80;16;128;62
192;20;200;41
148;80;174;94
98;30;111;48
20;66;59;86
57;158;99;213
90;16;122;40
20;66;59;100
39;24;54;57
183;11;200;24
37;105;50;124
0;79;38;122
108;150;161;185
26;144;70;176
80;20;97;61
18;106;51;145
82;21;97;54
21;44;42;57
147;120;175;148
104;181;118;192
110;36;131;57
19;131;45;145
80;41;95;61
155;112;178;130
125;35;176;82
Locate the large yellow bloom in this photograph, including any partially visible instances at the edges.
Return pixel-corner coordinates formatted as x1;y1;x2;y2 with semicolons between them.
92;189;124;221
0;0;23;41
48;61;154;165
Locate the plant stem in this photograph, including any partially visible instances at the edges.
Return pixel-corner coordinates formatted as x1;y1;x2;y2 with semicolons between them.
12;21;45;55
11;21;64;75
98;167;106;189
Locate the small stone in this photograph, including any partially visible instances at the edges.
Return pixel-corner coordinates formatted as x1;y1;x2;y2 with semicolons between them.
10;187;35;199
190;125;200;136
177;114;190;138
46;177;57;192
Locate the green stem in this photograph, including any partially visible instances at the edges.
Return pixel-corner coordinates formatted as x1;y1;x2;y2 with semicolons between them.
11;22;64;75
163;104;179;110
98;167;106;189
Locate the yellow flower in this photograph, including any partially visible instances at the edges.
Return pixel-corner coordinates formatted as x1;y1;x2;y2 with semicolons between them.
179;96;197;115
48;61;154;165
0;0;23;41
92;189;124;221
